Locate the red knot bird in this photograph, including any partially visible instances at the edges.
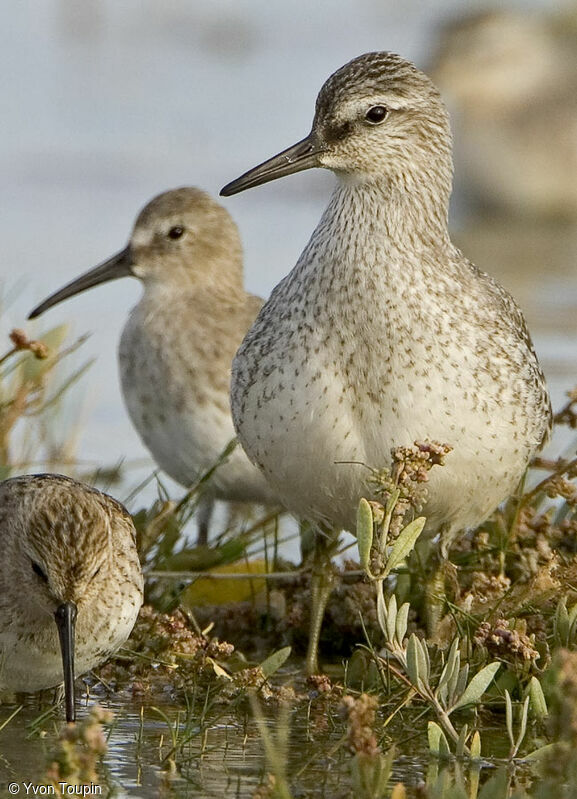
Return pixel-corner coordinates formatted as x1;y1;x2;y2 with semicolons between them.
221;52;552;673
29;188;279;544
431;9;577;219
0;473;142;721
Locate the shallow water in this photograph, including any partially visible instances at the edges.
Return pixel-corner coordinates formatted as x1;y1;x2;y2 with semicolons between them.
2;691;504;798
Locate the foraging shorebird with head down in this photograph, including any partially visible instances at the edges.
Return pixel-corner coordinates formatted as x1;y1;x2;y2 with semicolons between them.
0;473;142;721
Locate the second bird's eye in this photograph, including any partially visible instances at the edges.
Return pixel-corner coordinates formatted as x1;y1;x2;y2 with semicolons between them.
31;561;48;582
168;226;185;240
365;105;388;124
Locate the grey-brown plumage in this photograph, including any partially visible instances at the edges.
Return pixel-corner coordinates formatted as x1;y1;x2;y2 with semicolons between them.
0;474;143;720
221;52;552;670
29;189;279;543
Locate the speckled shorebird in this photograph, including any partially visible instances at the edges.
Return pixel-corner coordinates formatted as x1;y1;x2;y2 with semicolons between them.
0;473;143;721
221;52;552;673
431;9;577;218
29;188;279;543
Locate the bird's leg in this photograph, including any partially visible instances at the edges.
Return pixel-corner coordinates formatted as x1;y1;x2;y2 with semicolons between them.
196;494;215;546
422;525;457;637
305;526;338;675
424;550;447;636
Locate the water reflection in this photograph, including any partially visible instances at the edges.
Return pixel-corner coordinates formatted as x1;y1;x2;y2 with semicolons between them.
0;695;430;798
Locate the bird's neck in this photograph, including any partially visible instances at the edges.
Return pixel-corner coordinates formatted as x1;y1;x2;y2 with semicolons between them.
324;176;452;256
142;259;246;303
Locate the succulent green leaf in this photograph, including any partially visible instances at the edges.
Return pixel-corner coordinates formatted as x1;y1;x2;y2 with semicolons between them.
456;723;468;757
449;663;467;708
527;676;548;721
416;637;431;687
439;730;451;759
384;488;401;518
376;583;387;634
437;638;460;700
386;593;397;644
427;721;441;754
568;602;577;643
438;682;448;709
385;516;426;575
505;690;514;746
421;636;431;684
395;602;410;646
554;597;569;645
428;721;450;757
260;646;291;679
406;634;422;688
516;696;530;751
470;730;481;760
356;498;374;572
408;634;430;689
452;662;500;711
374;755;394;796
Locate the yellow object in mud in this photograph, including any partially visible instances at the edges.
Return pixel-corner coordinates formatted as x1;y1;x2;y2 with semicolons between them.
182;560;269;606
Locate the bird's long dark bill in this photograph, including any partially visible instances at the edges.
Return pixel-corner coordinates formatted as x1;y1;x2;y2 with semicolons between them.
54;600;78;723
220;134;321;196
28;246;134;319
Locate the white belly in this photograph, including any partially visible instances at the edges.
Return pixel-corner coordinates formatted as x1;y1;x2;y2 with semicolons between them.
0;606;138;693
233;287;548;538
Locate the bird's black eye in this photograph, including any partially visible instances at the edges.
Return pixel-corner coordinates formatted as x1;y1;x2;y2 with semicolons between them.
32;561;48;582
168;226;185;240
365;106;388;124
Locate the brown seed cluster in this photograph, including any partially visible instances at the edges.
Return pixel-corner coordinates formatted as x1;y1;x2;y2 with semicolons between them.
44;706;113;791
341;693;380;758
306;673;334;694
137;605;234;659
9;328;49;359
545;475;577;504
474;618;539;663
467;572;511;608
370;440;452;537
506;503;577;582
100;605;235;696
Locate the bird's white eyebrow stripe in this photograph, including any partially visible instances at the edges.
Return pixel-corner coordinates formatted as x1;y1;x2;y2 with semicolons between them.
335;95;413;119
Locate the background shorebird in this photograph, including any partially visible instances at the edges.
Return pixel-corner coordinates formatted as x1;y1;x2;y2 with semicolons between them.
221;51;552;673
29;188;280;544
0;473;142;721
430;8;577;219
